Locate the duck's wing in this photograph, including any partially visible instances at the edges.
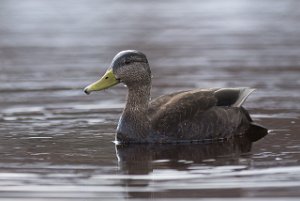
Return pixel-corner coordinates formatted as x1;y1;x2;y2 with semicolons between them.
149;87;255;131
148;90;188;116
149;89;217;130
149;87;254;112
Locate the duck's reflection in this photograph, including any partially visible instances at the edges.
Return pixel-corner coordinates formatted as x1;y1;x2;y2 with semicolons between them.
115;137;252;198
116;137;252;173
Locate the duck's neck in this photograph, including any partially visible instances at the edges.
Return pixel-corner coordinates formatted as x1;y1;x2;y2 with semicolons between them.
126;84;151;111
117;83;151;142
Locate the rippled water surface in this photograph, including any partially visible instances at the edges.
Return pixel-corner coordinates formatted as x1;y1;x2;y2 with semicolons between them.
0;0;300;200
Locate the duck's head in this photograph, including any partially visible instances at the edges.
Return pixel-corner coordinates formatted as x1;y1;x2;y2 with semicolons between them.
84;50;151;94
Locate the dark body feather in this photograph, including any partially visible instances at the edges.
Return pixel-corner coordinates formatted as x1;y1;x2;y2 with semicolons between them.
146;88;253;143
117;88;267;143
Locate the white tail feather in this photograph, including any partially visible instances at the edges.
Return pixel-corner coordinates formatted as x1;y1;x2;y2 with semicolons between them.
233;88;255;107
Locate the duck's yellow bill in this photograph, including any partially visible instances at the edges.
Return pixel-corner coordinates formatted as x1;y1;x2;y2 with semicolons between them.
84;69;119;94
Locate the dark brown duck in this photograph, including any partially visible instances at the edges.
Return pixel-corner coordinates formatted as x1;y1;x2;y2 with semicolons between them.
84;50;267;143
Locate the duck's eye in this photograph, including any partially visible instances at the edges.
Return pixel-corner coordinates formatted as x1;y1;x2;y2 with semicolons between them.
105;76;109;79
124;60;131;65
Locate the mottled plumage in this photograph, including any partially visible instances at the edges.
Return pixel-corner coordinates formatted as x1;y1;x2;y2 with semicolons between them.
84;50;268;144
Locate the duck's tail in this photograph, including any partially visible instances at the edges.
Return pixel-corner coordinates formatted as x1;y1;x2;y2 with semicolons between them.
240;106;268;142
246;122;268;142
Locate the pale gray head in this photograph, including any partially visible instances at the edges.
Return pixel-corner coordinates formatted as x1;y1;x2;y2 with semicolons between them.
111;50;151;87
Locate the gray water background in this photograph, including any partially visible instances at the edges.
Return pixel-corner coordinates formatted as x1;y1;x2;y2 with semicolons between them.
0;0;300;200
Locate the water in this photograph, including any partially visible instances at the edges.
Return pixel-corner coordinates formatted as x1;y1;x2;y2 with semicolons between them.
0;0;300;200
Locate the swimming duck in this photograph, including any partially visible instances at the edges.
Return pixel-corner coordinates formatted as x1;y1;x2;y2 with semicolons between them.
84;50;267;143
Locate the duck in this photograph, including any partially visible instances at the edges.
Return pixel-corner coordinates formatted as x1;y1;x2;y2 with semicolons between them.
84;50;267;144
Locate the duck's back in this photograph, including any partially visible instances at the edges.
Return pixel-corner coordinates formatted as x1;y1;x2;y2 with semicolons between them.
148;88;267;143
